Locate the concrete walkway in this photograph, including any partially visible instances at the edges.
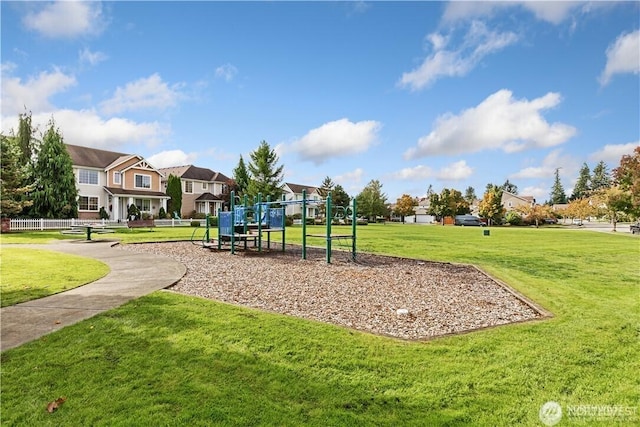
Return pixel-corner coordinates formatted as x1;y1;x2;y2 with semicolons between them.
1;240;186;352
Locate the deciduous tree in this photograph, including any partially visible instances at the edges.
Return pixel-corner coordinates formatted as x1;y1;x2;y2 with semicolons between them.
593;187;632;231
478;185;505;226
356;179;388;220
613;146;640;218
394;194;418;223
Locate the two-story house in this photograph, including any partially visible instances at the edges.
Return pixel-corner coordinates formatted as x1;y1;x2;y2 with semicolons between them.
158;165;230;218
501;191;536;212
282;183;321;217
66;144;169;221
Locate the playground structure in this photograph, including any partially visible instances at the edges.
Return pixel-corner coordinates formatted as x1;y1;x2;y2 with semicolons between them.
201;190;357;263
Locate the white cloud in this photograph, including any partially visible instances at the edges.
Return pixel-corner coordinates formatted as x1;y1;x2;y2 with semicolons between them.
510;149;576;180
398;21;518;91
520;185;548;203
31;109;169;149
147;150;199;169
443;1;583;25
23;1;106;38
589;142;639;164
599;30;640;86
1;67;76;116
388;165;434;181
289;118;381;164
334;168;365;195
100;74;183;115
79;47;108;66
404;89;576;159
215;63;238;82
435;160;473;181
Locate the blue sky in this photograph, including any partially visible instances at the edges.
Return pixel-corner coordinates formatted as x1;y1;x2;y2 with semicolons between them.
2;1;639;202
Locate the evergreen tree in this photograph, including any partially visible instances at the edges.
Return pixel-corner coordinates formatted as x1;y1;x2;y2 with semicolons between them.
331;184;351;209
591;160;612;191
17;110;37;166
233;155;250;196
246;141;284;202
549;168;568;205
0;135;33;217
166;174;183;217
571;163;591;200
31;121;77;218
464;186;477;205
501;179;518;195
426;184;434;198
355;179;388;220
317;176;335;199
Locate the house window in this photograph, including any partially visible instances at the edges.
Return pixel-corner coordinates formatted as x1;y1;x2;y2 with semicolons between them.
185;181;193;193
135;174;151;189
202;182;208;190
134;198;151;212
79;196;99;211
114;171;121;185
79;169;99;185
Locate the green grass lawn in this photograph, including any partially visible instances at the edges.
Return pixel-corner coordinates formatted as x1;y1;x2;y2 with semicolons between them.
0;247;109;307
1;224;638;426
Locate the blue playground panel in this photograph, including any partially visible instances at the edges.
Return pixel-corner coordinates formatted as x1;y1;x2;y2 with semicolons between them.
219;211;233;236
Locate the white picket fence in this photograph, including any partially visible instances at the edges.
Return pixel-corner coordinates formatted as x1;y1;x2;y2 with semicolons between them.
8;218;199;231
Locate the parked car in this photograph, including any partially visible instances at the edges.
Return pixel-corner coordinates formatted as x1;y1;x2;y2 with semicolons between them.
631;222;640;235
454;215;485;226
543;217;558;224
572;218;583;226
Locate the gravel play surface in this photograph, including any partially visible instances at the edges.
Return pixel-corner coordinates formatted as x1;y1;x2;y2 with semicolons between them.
119;242;543;340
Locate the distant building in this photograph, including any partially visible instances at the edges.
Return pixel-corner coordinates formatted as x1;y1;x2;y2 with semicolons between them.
501;191;536;211
66;144;169;221
158;165;230;218
282;183;321;217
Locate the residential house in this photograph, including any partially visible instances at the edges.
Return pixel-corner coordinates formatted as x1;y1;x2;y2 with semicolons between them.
66;144;169;221
282;183;321;217
501;191;536;212
404;197;435;224
158;165;230;218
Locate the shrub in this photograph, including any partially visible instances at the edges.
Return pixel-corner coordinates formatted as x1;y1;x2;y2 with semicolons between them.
285;216;294;227
207;216;218;227
99;206;109;220
127;204;141;220
505;211;523;226
158;207;167;219
190;220;201;227
142;212;153;220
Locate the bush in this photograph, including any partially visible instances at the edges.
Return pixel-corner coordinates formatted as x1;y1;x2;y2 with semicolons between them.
127;204;141;220
207;216;218;227
285;216;294;227
99;206;109;220
158;207;167;219
505;211;523;226
142;212;153;220
190;220;201;227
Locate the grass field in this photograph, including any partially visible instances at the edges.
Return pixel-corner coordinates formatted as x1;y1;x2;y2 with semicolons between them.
0;247;109;307
1;224;638;426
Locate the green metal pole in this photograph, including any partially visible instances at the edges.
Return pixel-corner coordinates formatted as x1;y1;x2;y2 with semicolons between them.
243;194;248;250
351;198;357;261
205;214;210;243
302;189;307;260
217;208;222;250
230;191;235;254
257;193;262;252
326;192;332;264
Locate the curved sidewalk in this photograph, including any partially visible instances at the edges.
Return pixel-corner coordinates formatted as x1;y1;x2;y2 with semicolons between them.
1;241;186;352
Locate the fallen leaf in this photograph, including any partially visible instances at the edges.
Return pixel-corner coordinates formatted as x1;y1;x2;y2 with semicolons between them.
54;320;61;324
46;397;67;413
